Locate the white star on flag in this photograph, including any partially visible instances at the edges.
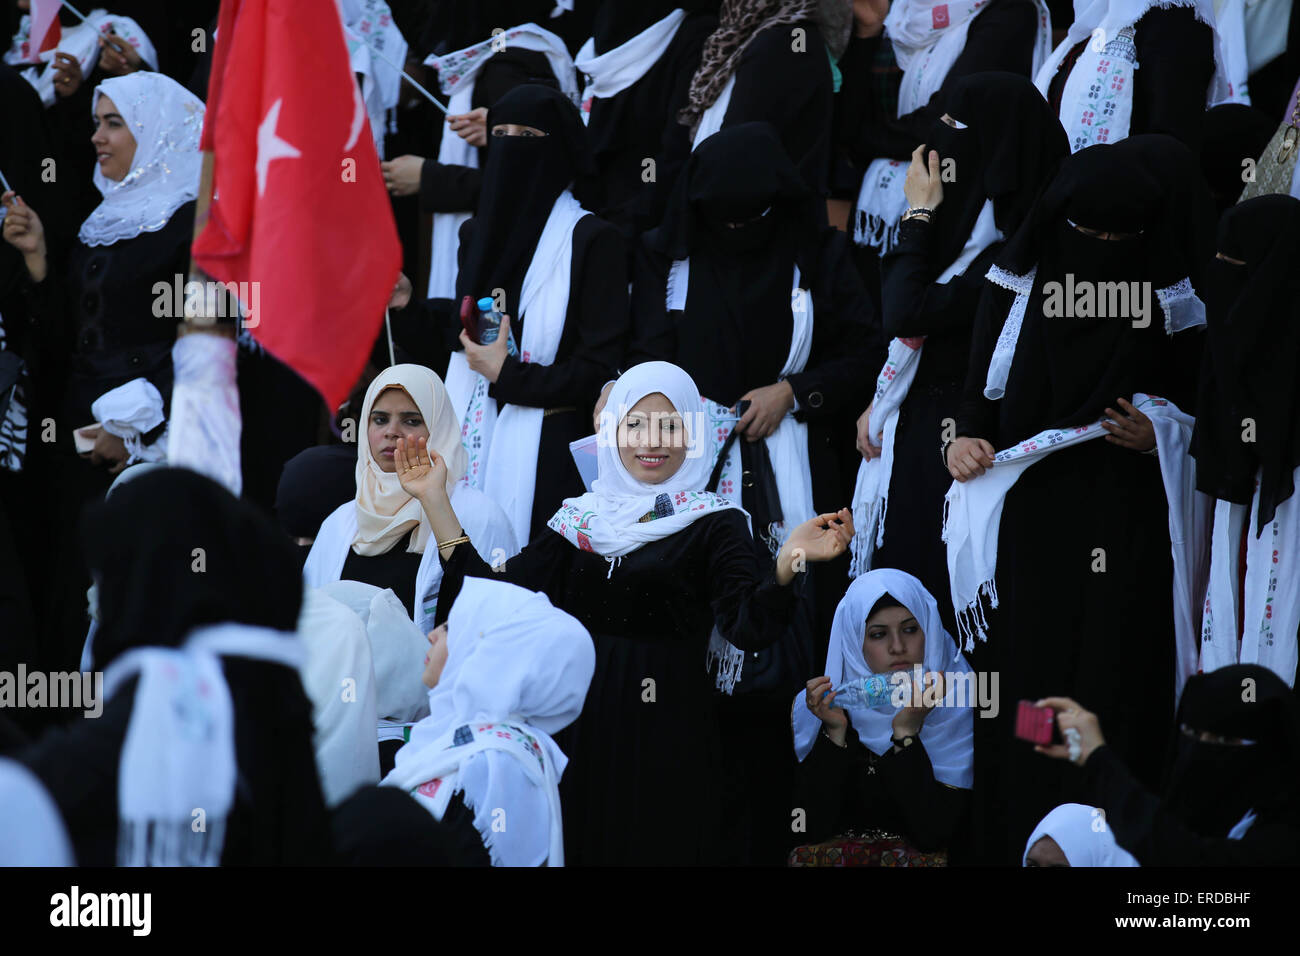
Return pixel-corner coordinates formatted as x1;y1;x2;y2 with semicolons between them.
256;98;302;197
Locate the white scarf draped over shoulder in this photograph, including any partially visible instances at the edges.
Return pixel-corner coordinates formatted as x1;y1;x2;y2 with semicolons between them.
790;568;975;789
547;361;742;561
443;190;589;545
101;623;304;866
381;578;595;867
79;71;205;247
576;8;687;120
423;23;577;298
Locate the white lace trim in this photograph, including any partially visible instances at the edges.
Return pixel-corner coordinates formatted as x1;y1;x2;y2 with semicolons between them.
1155;276;1206;334
983;265;1036;400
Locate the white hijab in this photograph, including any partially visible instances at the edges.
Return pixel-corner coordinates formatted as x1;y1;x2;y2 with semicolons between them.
1023;803;1140;866
546;361;741;562
383;577;595;866
353;364;469;556
791;568;975;788
79;71;205;247
0;759;74;865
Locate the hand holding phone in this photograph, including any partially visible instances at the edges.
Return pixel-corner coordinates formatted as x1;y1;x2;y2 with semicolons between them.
1014;699;1060;746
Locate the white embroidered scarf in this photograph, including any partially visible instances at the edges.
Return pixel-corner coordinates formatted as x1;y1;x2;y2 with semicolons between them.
1201;466;1300;688
382;577;595;866
941;394;1200;650
101;623;304;866
340;0;409;158
1033;0;1233;154
443;189;588;545
850;200;1001;576
547;361;741;561
423;23;577;297
576;8;687;121
8;9;157;108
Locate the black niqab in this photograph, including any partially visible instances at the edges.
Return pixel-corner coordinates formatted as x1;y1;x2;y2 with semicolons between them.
1162;664;1300;838
645;122;818;405
82;468;304;672
992;135;1214;440
1192;195;1300;533
455;84;591;316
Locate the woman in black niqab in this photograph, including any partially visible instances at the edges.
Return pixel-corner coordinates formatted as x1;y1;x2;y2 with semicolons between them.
1192;195;1300;536
952;135;1214;864
455;83;593;313
1081;664;1300;864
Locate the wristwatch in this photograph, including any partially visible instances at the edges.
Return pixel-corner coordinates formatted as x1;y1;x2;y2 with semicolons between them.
902;206;934;223
890;733;916;749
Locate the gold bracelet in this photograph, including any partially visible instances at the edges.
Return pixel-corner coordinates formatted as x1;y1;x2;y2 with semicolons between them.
437;534;471;550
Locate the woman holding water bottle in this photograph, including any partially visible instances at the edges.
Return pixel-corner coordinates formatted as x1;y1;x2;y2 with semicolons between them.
446;83;630;547
791;568;973;859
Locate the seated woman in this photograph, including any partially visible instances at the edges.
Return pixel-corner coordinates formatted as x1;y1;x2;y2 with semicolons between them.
1034;664;1300;865
1023;803;1139;867
303;364;517;637
381;577;595;866
395;360;853;865
792;568;973;856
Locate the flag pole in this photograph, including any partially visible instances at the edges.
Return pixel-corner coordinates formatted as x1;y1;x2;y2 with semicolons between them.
384;308;396;366
0;168;11;193
360;40;451;115
59;0;90;23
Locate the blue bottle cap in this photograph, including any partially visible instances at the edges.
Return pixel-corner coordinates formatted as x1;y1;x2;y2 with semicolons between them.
476;296;494;312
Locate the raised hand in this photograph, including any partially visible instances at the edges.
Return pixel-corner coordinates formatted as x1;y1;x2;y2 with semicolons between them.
778;508;855;584
395;435;447;503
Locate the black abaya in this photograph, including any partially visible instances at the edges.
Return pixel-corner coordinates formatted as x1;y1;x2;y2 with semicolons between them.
435;509;799;865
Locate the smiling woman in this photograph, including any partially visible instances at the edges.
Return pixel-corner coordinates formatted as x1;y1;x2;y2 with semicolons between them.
91;94;136;183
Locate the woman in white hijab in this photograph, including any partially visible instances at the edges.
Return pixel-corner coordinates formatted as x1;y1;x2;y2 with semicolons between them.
2;69;203;671
382;577;595;866
303;364;518;637
792;568;974;853
1023;803;1140;866
397;360;855;864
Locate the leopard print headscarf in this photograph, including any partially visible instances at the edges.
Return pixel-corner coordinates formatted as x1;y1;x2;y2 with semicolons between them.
678;0;825;138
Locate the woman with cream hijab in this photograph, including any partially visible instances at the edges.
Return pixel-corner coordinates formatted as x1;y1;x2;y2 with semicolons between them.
303;364;517;637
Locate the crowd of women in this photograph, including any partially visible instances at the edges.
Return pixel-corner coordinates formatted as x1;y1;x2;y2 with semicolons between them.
1;0;1299;867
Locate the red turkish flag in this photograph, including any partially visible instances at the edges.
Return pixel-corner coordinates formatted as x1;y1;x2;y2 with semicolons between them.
193;0;401;409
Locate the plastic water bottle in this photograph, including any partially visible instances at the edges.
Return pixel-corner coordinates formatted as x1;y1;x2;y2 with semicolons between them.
830;673;904;709
477;296;519;357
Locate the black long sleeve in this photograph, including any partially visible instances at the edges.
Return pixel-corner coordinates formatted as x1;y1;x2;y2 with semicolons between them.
419;159;482;213
785;230;878;420
1083;744;1300;865
881;218;993;339
794;719;969;850
488;216;630;410
955;281;1013;440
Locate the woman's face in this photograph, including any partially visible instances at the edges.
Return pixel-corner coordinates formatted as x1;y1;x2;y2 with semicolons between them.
422;623;449;688
367;386;430;474
616;392;687;484
862;604;925;672
91;94;138;183
1025;836;1069;867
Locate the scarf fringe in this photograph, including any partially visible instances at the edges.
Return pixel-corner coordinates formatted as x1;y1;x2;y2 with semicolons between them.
954;578;999;652
118;816;226;867
849;493;884;580
706;627;746;696
854;211;902;253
